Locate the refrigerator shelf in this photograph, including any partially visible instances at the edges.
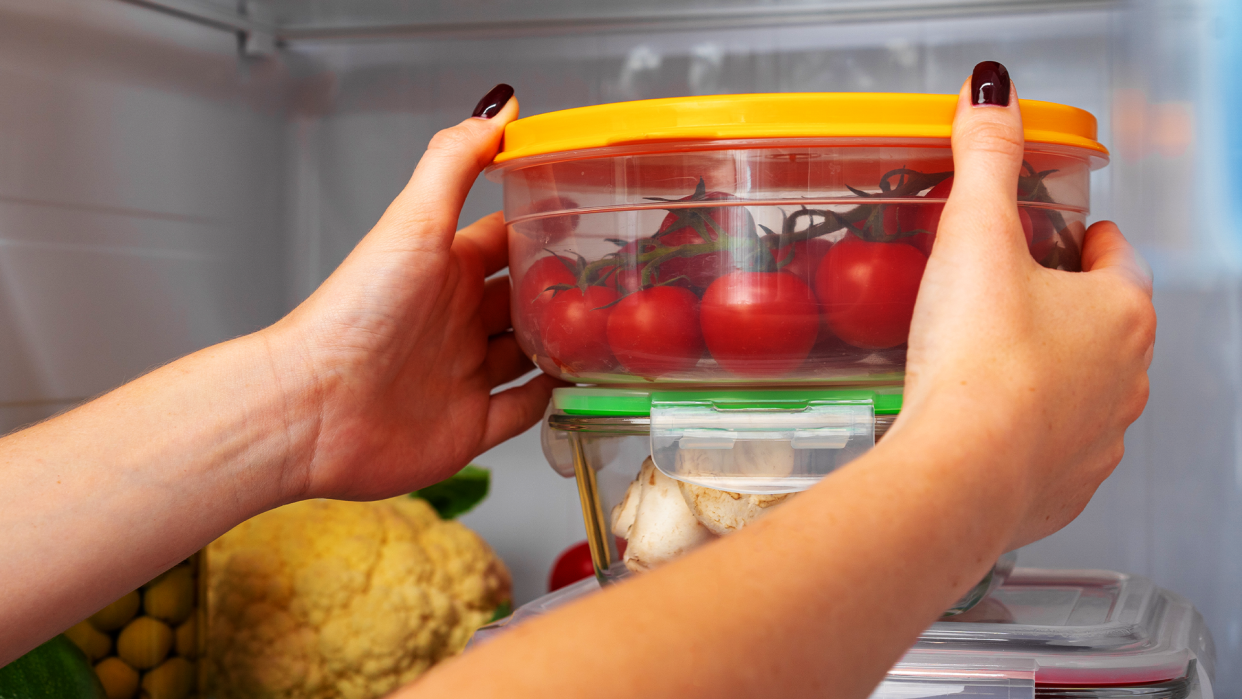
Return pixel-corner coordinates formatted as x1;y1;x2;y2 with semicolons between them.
116;0;1118;44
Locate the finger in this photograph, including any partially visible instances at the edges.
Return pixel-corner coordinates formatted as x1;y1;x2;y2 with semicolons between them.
481;373;567;453
484;332;535;387
454;212;509;278
936;61;1028;258
1080;220;1153;297
379;87;518;249
480;276;513;336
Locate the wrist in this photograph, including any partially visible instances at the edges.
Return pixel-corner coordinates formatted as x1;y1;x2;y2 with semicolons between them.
877;397;1034;553
245;322;326;507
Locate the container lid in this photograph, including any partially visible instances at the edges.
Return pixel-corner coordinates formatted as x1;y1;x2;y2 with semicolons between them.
552;386;904;417
550;387;903;493
492;93;1109;166
469;569;1213;695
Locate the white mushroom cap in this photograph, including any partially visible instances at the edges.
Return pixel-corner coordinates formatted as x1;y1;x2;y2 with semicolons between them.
674;439;796;481
610;459;648;538
621;458;716;573
679;483;791;536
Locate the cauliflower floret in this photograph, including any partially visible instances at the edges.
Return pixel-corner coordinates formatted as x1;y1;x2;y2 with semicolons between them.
207;497;510;699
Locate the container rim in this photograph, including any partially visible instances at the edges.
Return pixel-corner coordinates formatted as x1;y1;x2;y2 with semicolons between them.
488;92;1109;174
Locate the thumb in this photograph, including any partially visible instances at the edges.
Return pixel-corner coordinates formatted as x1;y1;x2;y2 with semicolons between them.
378;84;518;249
935;62;1028;260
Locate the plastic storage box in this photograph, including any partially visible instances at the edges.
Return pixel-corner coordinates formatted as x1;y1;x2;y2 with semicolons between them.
542;386;1010;614
472;568;1215;699
490;93;1108;385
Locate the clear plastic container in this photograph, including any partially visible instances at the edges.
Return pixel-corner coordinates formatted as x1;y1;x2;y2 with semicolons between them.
63;553;204;699
542;386;1011;615
472;568;1216;699
489;93;1108;385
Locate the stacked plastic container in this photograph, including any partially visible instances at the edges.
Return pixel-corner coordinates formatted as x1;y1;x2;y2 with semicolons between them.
473;568;1215;698
486;93;1215;693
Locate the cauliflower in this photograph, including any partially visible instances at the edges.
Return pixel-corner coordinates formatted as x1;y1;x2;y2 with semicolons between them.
206;497;510;699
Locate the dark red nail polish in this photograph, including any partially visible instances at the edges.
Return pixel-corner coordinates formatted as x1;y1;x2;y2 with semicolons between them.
473;83;514;119
971;61;1010;107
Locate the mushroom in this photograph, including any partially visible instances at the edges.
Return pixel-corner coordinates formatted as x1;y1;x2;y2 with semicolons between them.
674;439;796;482
610;461;646;538
678;483;791;536
612;458;716;573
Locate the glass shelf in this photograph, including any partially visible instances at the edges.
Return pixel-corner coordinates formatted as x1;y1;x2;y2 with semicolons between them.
121;0;1116;42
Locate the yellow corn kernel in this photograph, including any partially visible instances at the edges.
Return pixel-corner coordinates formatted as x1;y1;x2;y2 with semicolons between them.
89;591;140;632
115;616;171;670
140;657;195;699
94;657;139;699
143;567;194;625
64;621;110;662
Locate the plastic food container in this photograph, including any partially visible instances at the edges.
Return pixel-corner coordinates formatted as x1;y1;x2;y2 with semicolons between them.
63;554;204;699
542;386;1011;615
472;568;1216;699
490;93;1108;385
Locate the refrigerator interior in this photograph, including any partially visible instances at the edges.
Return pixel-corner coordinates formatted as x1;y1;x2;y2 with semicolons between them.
1;0;1238;688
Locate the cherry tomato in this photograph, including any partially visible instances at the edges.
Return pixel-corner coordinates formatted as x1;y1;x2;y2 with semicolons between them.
773;238;832;284
548;539;627;592
606;286;704;378
700;272;820;377
906;176;953;241
548;541;595;592
609;267;644;294
511;195;580;242
1026;208;1059;264
516;255;577;339
543;285;619;374
815;235;927;350
646;191;747;288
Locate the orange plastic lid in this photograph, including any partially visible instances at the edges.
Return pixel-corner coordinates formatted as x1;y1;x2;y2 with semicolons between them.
493;92;1107;165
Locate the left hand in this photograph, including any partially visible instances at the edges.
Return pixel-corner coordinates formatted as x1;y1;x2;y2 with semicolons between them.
266;93;561;502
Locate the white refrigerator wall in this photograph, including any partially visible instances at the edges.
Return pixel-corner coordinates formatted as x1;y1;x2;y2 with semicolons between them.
3;0;1240;686
0;0;291;428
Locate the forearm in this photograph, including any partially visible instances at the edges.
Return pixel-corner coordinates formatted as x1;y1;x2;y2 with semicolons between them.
0;329;315;664
410;410;1026;699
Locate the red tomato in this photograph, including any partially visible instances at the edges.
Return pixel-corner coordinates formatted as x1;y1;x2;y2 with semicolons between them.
610;267;644;294
907;176;953;240
516;255;577;338
511;195;580;242
543;285;619;374
815;235;928;350
606;286;704;378
1026;208;1058;264
773;238;832;283
700;272;820;377
548;541;595;592
641;191;746;288
548;539;627;592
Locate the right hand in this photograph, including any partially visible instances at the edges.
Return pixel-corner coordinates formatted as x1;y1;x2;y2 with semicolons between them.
899;76;1155;550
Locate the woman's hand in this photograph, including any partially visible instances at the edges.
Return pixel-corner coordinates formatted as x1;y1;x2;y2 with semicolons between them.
899;64;1156;549
266;86;561;503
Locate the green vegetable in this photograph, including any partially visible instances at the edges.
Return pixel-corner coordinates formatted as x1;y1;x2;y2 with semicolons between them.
0;635;107;699
412;465;490;519
488;600;513;623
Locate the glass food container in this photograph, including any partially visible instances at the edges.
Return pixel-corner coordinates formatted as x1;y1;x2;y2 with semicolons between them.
489;93;1108;385
542;386;1013;615
473;569;1216;699
63;553;205;699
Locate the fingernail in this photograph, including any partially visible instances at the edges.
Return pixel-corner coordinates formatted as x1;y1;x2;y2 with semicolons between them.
971;61;1010;107
472;83;514;119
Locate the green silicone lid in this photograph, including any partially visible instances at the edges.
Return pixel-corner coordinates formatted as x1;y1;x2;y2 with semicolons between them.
552;387;903;416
